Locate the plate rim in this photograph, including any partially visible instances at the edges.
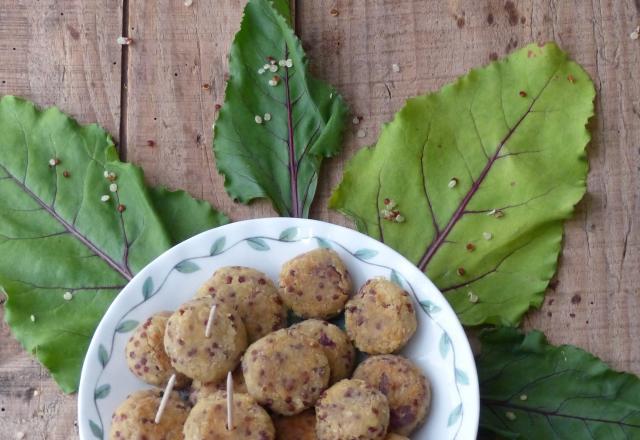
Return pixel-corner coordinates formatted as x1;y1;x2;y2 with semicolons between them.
78;217;480;439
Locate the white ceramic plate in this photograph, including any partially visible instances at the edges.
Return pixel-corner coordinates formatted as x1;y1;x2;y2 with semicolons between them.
78;218;479;439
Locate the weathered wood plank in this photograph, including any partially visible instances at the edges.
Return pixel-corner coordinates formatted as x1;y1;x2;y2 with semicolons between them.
0;0;121;438
124;0;275;220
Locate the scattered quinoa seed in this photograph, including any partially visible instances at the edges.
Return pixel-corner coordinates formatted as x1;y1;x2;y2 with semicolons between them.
254;115;263;124
103;170;110;178
184;0;193;5
63;291;73;301
263;113;272;121
117;204;126;213
214;103;222;110
505;411;516;421
520;394;528;401
62;170;70;178
567;74;576;83
630;26;639;40
30;315;35;322
468;291;479;303
117;36;133;45
356;129;366;138
466;242;475;252
33;389;39;396
269;64;278;73
395;214;405;223
457;267;466;276
519;90;527;97
147;140;155;147
258;68;265;74
263;64;270;70
330;8;339;17
487;209;497;216
483;231;493;240
49;158;60;167
278;59;286;67
352;117;360;125
448;177;458;188
16;432;25;440
494;209;505;218
100;195;111;202
285;59;293;68
392;63;400;72
109;183;118;192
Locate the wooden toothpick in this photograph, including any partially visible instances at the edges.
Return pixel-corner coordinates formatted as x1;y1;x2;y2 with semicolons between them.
155;374;176;424
204;304;217;338
226;371;234;431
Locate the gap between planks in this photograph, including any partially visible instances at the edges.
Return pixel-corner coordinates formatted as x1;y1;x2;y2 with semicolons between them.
118;0;130;161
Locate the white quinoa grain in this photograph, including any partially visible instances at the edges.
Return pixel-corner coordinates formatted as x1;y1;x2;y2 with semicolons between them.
100;195;110;202
356;129;366;138
63;292;73;301
254;115;263;124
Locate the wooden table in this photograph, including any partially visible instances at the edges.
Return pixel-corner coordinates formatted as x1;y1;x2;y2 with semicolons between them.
0;0;638;438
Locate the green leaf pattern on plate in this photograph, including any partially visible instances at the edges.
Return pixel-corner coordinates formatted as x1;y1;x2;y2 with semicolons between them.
142;277;154;300
354;249;378;260
115;320;138;333
448;403;463;427
94;384;110;399
247;237;270;251
175;261;200;273
210;236;226;256
279;227;299;241
440;332;452;358
97;345;109;367
89;420;103;439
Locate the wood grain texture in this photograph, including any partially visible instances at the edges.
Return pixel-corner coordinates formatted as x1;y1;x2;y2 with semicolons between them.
0;0;639;438
125;0;275;220
0;0;122;438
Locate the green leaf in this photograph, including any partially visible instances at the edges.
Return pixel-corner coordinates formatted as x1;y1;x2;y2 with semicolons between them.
455;368;470;385
89;420;103;439
97;344;109;367
94;383;111;399
330;42;594;326
210;236;226;256
390;269;404;288
439;332;451;358
148;186;229;244
354;248;378;260
115;320;139;333
142;276;154;300
0;96;228;393
213;0;348;217
315;237;331;249
448;403;463;427
478;327;640;439
279;226;299;241
175;260;200;273
419;300;442;314
247;237;270;251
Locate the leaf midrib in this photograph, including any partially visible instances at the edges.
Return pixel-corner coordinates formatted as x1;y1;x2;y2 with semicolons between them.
483;399;640;429
0;163;133;281
417;71;557;271
283;44;301;218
